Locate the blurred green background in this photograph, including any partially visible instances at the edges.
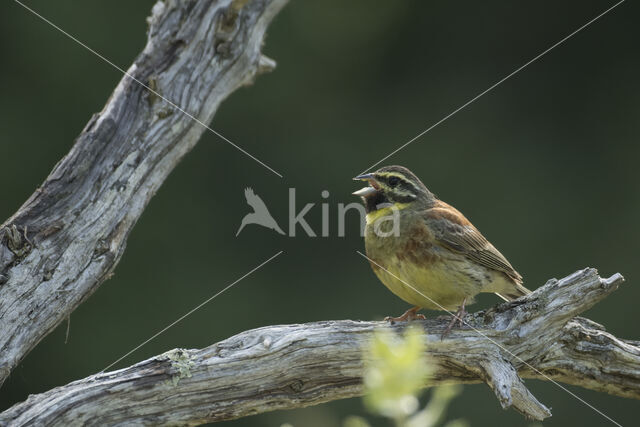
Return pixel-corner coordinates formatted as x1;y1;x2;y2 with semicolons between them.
1;0;638;426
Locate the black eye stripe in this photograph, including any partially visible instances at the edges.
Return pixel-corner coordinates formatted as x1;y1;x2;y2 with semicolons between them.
394;176;421;194
378;174;404;185
376;174;422;195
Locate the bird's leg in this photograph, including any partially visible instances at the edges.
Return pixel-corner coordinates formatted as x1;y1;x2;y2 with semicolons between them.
441;298;468;340
384;306;425;324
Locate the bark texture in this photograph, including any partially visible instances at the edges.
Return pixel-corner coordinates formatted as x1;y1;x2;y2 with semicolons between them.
0;268;636;426
0;0;287;389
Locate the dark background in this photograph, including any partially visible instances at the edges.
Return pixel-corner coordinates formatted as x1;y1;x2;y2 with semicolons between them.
1;1;638;426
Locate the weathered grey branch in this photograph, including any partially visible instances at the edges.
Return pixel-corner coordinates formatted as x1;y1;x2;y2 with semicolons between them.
0;0;288;388
1;269;636;425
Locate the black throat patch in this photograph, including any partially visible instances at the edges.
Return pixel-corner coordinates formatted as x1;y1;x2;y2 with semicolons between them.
364;191;389;213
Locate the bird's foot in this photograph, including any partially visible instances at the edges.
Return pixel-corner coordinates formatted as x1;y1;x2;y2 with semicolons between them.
441;300;468;340
384;306;425;324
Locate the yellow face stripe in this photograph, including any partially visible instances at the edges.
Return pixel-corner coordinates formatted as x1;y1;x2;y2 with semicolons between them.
374;172;419;198
376;172;406;180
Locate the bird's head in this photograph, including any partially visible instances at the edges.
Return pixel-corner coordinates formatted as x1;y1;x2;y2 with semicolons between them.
352;165;435;213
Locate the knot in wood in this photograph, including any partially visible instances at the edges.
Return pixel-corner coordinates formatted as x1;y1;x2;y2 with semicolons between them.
289;379;304;392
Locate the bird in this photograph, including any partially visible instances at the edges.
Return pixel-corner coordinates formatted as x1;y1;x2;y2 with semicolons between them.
353;165;530;337
236;187;285;236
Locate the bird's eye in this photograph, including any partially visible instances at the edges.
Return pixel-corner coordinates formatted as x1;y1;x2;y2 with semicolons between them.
388;176;400;187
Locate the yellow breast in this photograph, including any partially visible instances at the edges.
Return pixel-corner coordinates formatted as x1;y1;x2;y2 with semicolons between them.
372;255;480;311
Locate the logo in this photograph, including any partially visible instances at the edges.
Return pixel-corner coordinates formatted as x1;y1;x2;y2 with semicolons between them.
236;188;285;236
236;188;400;238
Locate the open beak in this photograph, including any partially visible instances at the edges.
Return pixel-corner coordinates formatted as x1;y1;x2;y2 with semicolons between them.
352;173;379;197
353;173;375;181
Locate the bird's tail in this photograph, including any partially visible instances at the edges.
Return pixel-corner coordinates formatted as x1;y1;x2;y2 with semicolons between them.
495;283;532;302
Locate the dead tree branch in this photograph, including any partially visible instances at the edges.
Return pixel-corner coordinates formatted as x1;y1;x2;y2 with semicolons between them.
0;268;636;425
0;0;288;388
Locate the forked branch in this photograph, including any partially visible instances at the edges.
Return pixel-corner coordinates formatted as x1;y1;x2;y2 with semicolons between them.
0;269;636;425
0;0;288;388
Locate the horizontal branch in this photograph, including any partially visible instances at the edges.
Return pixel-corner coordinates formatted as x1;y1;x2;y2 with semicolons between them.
0;0;287;388
0;268;635;425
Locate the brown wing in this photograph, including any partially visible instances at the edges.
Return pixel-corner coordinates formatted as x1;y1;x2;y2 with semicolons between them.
423;201;523;284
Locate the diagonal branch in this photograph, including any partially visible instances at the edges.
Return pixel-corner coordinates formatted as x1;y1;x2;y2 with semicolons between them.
0;269;636;425
0;0;288;389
